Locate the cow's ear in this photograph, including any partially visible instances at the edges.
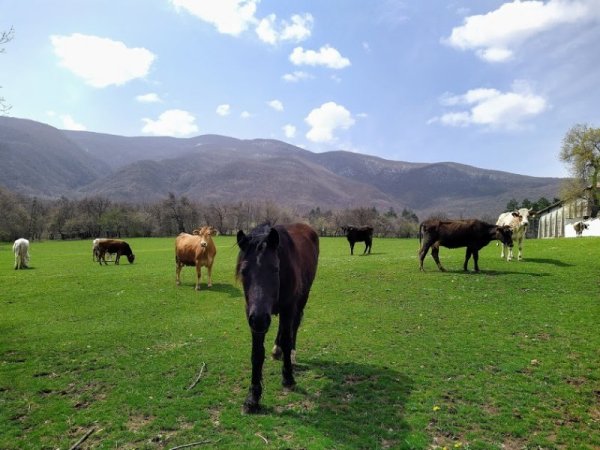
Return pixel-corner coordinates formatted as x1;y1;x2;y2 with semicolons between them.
237;230;248;251
266;228;279;250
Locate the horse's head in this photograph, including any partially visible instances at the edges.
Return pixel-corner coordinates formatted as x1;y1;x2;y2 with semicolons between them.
236;225;280;334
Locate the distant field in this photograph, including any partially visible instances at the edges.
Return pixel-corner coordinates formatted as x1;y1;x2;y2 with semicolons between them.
0;235;598;449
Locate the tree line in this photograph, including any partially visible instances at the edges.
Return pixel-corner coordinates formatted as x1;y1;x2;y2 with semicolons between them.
0;188;421;242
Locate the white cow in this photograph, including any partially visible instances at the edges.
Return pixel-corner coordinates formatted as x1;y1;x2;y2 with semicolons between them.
496;208;534;261
573;221;589;237
13;238;30;269
92;238;114;262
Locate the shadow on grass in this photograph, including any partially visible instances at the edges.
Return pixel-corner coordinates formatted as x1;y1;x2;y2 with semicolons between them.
281;359;413;448
523;258;573;267
424;268;551;277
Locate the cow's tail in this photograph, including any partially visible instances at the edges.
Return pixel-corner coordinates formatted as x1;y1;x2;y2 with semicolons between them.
418;223;424;247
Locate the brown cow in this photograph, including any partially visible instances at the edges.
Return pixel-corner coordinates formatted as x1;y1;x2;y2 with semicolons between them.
419;219;513;272
175;226;217;291
96;239;135;265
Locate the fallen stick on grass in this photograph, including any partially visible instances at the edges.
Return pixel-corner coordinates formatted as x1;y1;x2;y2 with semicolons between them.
69;427;95;450
169;438;221;450
186;362;206;390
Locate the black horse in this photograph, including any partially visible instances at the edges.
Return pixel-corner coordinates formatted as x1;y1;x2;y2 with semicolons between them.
236;223;319;413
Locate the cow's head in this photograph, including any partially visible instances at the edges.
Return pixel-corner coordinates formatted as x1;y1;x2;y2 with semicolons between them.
516;208;534;228
193;226;215;248
496;225;514;248
127;253;135;264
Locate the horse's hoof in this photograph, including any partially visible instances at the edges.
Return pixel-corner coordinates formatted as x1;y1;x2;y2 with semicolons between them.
242;401;260;414
271;345;283;360
282;378;296;389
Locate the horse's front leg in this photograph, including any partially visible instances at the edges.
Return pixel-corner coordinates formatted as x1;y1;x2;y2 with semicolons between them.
278;314;295;388
243;331;265;414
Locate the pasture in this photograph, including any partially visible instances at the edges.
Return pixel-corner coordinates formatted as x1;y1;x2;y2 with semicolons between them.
0;235;598;449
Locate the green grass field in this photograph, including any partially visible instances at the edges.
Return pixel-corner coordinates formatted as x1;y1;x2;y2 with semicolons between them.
0;235;598;449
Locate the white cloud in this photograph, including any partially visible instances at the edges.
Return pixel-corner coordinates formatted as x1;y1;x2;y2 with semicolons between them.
267;99;284;111
256;13;313;45
61;114;87;131
305;102;355;143
433;82;548;128
444;0;598;62
282;71;313;82
170;0;258;36
142;109;198;136
241;110;252;119
50;33;155;88
136;93;162;103
216;104;231;116
283;124;296;138
290;45;351;69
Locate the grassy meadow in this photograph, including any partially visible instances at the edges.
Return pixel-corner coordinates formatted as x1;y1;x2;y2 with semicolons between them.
0;234;598;449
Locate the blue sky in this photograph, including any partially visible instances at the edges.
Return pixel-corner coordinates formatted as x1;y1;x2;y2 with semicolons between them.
2;0;600;177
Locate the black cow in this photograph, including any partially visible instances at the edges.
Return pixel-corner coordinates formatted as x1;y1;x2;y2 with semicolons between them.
418;219;513;272
96;239;135;265
342;226;373;255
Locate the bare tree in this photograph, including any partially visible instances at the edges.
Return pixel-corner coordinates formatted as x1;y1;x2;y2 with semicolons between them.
559;124;600;217
1;27;14;114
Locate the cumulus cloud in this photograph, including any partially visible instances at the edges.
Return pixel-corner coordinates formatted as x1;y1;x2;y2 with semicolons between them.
290;45;351;69
136;93;161;103
216;104;231;116
283;124;296;138
50;33;155;88
305;102;355;143
142;109;198;136
431;82;547;128
267;99;284;111
241;110;252;119
282;71;313;82
443;0;599;62
61;114;87;131
170;0;258;36
256;13;313;45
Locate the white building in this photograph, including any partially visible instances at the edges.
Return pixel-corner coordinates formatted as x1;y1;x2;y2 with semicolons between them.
536;197;600;238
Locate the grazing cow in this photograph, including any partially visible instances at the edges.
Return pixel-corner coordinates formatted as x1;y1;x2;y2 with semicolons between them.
13;238;30;270
95;239;135;265
342;225;373;255
419;219;513;272
573;221;589;237
496;208;534;261
175;226;217;291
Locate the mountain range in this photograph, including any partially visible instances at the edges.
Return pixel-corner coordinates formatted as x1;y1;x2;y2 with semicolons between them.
0;116;563;218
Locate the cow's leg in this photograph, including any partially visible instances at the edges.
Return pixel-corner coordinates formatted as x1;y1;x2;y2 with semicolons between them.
500;243;506;260
206;263;213;288
175;262;182;286
349;241;355;255
243;331;265;414
464;248;472;271
195;265;201;291
364;239;371;254
431;243;445;272
418;241;432;271
472;249;480;272
115;252;121;265
517;237;523;260
507;243;514;261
